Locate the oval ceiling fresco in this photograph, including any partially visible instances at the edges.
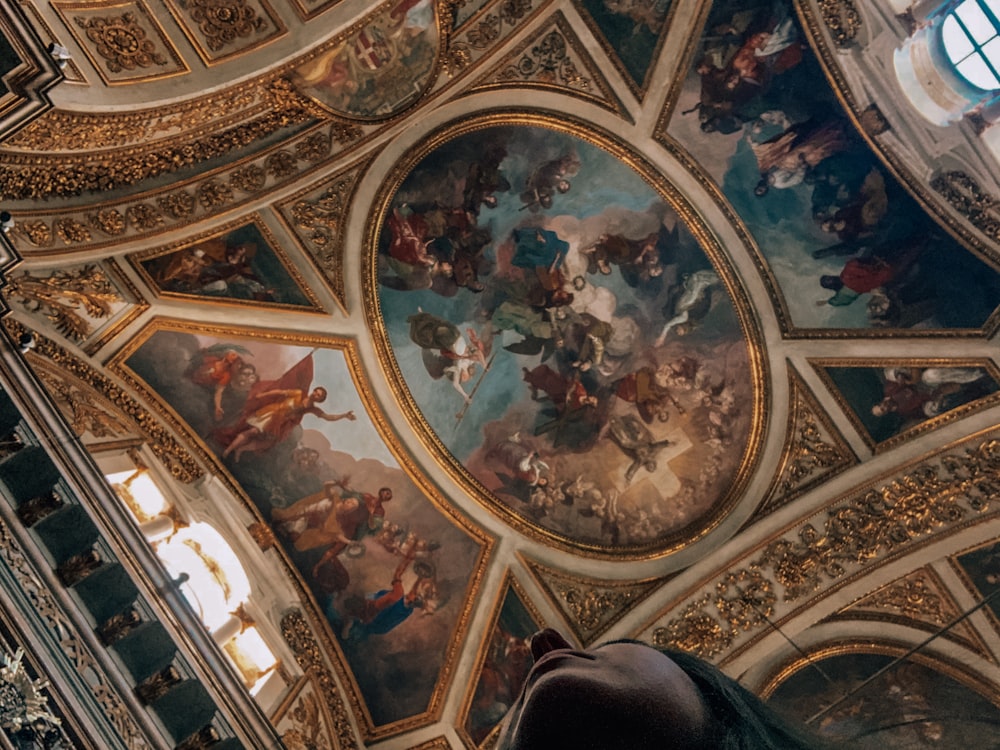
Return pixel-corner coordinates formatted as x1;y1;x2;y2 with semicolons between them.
370;117;764;555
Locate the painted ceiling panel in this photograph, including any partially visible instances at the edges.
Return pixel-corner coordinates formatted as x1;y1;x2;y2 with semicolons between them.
0;0;999;746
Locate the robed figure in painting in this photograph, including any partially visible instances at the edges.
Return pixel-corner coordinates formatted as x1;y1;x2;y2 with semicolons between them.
214;354;356;461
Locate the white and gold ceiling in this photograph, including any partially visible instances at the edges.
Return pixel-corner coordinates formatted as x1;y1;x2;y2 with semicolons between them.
2;0;1000;746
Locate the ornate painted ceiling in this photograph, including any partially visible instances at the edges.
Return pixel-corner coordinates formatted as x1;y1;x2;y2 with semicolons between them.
1;0;1000;746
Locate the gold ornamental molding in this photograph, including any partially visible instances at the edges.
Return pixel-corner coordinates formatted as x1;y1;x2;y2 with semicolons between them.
931;171;1000;244
51;0;187;85
0;519;154;748
523;556;665;646
752;364;856;521
1;318;203;483
641;433;1000;663
467;11;628;120
163;0;286;65
4;119;363;256
31;358;134;443
275;158;372;315
4;258;147;355
440;0;541;77
271;673;341;750
0;79;323;203
815;0;862;48
280;610;360;750
827;567;993;660
4;83;268;153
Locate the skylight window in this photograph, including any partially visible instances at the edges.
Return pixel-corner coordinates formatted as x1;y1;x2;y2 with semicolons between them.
943;0;1000;90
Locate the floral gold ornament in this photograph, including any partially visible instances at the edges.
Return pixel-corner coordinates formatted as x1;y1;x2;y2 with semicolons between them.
931;171;1000;242
167;0;285;64
0;649;61;737
817;0;863;47
6;265;122;343
76;11;168;72
649;436;1000;661
3;319;203;483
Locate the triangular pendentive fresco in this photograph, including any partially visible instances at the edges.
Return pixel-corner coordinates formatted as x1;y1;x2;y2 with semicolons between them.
572;0;675;95
658;0;1000;334
955;540;1000;635
115;322;489;736
767;650;1000;747
524;556;664;645
131;218;322;312
830;568;990;659
460;574;543;748
754;364;855;520
371;117;762;555
469;12;629;118
813;360;1000;452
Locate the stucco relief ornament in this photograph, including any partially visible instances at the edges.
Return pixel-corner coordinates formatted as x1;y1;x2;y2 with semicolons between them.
76;13;167;72
0;649;61;743
183;0;266;51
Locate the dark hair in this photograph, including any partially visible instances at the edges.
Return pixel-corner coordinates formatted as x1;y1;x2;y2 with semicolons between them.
658;646;833;750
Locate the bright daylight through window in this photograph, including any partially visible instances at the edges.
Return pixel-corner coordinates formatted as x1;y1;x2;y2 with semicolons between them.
942;0;1000;89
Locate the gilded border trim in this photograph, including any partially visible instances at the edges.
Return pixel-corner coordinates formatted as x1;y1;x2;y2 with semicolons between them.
362;108;768;560
109;317;494;740
756;640;1000;709
49;0;190;86
809;357;1000;454
455;572;543;750
125;212;326;314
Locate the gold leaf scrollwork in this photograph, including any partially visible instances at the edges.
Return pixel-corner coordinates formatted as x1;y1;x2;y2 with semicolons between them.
290;176;352;261
499;0;532;25
0;100;315;201
495;30;589;89
75;12;168;72
651;594;733;659
931;170;1000;241
280;610;359;750
87;209;127;237
4;320;202;483
37;366;130;438
183;0;267;51
862;573;950;625
652;439;1000;659
157;191;196;219
125;204;165;230
714;568;776;633
773;410;849;504
7;265;121;343
759;439;1000;602
817;0;862;47
230;164;267;194
558;585;636;635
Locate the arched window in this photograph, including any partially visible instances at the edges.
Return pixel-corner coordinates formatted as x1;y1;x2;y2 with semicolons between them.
942;0;1000;90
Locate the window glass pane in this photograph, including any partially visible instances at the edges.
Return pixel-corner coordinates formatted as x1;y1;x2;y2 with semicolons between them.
944;15;976;61
985;0;1000;22
958;54;1000;88
982;35;1000;72
957;0;997;44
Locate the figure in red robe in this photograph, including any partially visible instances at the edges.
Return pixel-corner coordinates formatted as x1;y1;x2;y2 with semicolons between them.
215;355;355;461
